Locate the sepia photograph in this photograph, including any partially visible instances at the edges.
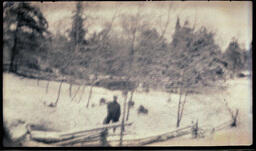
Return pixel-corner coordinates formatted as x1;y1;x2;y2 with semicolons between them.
2;1;252;147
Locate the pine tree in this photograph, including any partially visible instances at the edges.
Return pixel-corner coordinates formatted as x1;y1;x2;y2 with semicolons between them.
69;2;87;53
224;39;245;75
3;2;48;73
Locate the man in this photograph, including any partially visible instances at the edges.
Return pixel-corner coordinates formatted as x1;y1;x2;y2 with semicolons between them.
103;96;121;132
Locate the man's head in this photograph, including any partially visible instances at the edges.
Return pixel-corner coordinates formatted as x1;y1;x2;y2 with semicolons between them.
113;96;117;102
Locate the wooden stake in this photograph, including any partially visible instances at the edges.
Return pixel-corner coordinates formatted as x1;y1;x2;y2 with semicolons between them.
126;90;134;121
54;80;63;106
78;84;86;103
120;91;128;146
69;83;73;97
176;87;183;128
71;85;81;102
179;91;188;122
46;80;50;94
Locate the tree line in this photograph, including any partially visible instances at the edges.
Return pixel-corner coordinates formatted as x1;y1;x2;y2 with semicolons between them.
3;2;251;92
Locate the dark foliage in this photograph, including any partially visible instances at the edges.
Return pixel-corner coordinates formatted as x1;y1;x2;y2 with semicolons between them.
138;105;148;114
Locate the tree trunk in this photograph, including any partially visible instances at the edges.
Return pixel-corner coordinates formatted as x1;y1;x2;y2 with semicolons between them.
86;75;97;108
78;84;86;103
86;85;94;108
231;109;239;127
71;85;81;102
126;90;134;121
54;80;63;106
120;91;128;146
46;80;50;94
9;25;20;73
179;91;188;123
176;87;183;128
69;83;72;97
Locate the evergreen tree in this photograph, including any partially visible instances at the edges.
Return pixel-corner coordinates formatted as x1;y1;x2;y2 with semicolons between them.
69;2;87;52
223;39;245;75
3;2;48;73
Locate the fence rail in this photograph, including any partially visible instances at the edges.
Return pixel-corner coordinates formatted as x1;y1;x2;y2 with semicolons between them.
28;122;133;145
27;117;236;146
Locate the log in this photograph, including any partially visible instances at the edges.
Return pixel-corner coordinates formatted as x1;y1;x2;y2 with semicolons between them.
55;133;101;146
108;125;192;146
29;122;133;144
29;124;192;146
30;131;75;144
61;122;133;137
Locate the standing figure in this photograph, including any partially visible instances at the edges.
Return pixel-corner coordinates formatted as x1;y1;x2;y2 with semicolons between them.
103;96;121;132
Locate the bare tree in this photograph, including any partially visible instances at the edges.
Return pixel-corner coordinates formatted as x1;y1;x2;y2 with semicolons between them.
85;9;119;108
159;4;173;40
49;80;63;107
223;99;239;127
68;2;87;97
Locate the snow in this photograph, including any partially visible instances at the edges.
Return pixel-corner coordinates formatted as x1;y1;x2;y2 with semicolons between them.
3;73;252;146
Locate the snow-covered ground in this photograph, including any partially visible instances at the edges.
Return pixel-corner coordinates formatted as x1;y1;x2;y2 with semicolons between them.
3;73;252;146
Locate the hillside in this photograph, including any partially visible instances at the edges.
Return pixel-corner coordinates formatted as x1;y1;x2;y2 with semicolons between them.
3;73;252;146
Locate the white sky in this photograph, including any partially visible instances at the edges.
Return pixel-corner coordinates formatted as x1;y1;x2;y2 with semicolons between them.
32;1;252;51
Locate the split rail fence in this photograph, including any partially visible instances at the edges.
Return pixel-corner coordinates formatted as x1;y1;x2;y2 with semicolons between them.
26;117;236;146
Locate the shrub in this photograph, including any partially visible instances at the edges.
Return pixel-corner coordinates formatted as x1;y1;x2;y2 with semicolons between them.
99;98;106;105
137;105;148;114
237;73;246;78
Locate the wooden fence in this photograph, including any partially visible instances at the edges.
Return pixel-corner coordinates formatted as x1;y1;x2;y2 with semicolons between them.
27;122;133;146
26;116;236;146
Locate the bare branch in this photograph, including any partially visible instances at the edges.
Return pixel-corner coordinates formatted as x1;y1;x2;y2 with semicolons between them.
159;4;172;39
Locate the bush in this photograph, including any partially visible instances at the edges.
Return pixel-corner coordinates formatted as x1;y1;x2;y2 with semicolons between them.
237;73;246;78
44;67;53;73
99;98;106;106
137;105;148;114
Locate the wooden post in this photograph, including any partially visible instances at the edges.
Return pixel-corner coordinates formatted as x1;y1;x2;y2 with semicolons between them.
71;85;81;102
192;120;198;138
54;80;63;107
86;85;94;108
78;84;86;103
100;129;108;146
86;75;97;108
231;109;239;127
176;87;182;127
46;80;50;94
120;90;128;146
179;91;188;123
69;83;72;97
126;90;134;121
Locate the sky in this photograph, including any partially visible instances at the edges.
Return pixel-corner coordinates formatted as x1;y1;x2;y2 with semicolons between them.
32;1;252;51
